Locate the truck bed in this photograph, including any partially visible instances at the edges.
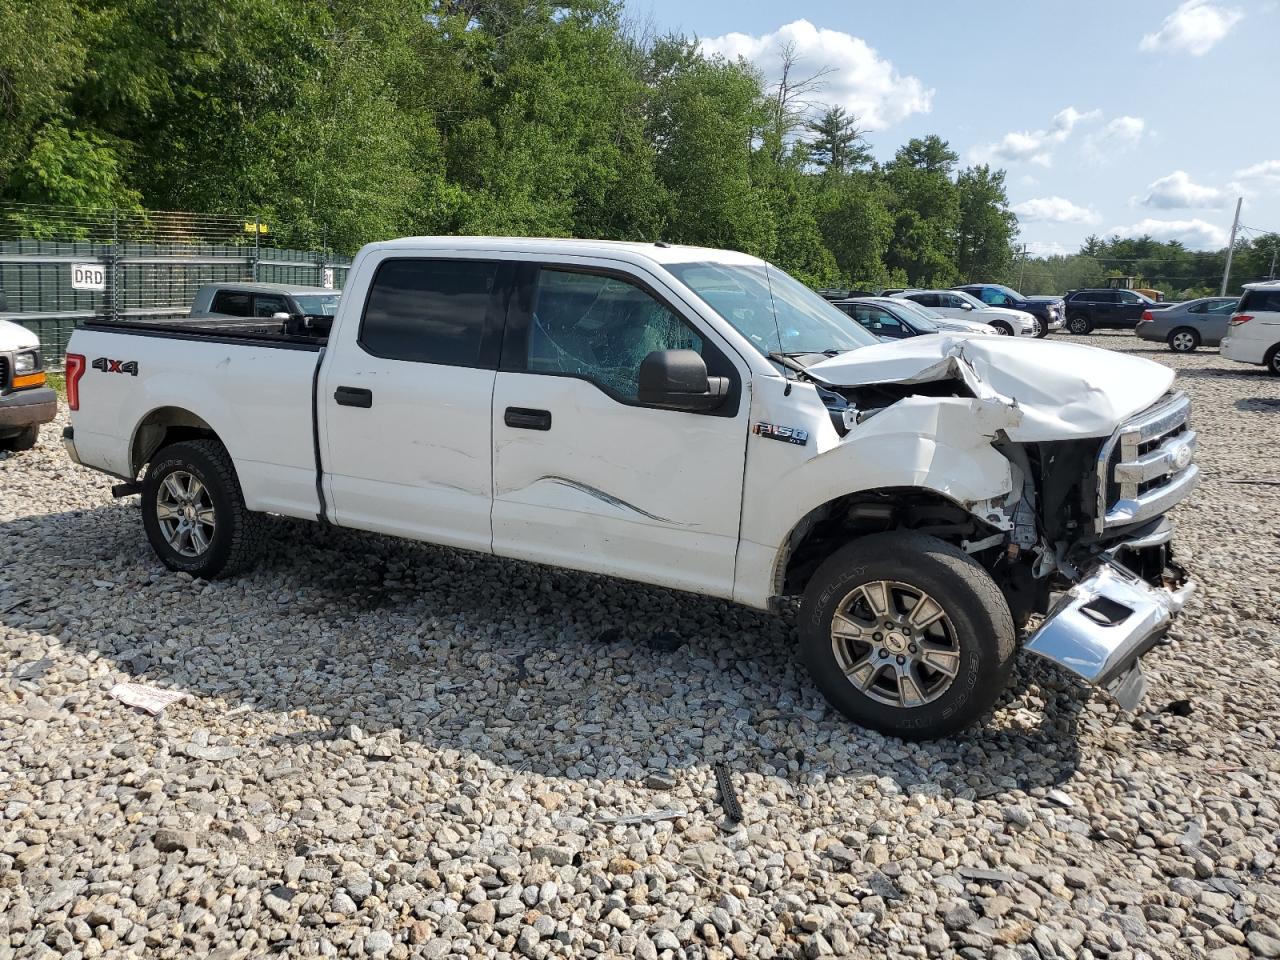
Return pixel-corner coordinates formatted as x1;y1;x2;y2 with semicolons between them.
83;315;329;348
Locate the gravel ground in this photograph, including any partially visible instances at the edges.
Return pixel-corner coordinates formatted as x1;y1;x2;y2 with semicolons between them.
2;331;1279;960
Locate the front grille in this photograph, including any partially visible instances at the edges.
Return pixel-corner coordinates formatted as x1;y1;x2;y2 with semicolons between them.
0;355;9;393
1095;392;1198;532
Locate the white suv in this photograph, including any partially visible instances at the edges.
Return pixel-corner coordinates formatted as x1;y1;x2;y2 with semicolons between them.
1221;281;1280;376
895;290;1039;337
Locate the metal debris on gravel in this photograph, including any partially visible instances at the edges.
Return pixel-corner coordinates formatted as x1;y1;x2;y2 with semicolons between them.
2;332;1278;959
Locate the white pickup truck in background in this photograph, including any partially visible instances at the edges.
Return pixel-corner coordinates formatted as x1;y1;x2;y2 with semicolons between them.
63;237;1199;739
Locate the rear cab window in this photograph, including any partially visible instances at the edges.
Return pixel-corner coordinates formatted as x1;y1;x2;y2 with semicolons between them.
359;258;503;367
210;291;251;316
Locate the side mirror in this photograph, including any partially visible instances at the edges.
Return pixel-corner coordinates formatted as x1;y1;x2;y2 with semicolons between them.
272;311;292;321
637;349;729;412
960;302;974;311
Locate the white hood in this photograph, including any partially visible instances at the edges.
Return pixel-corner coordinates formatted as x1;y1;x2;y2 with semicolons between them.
0;318;40;351
807;335;1174;441
935;317;996;335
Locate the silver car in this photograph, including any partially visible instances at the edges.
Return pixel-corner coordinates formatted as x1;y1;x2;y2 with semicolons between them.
1135;297;1238;352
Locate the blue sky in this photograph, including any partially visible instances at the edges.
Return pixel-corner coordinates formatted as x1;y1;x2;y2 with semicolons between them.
625;0;1280;255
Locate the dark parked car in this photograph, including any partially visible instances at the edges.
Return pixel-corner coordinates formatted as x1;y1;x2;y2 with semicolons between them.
1134;297;1238;352
952;283;1064;338
832;296;997;339
1061;288;1167;334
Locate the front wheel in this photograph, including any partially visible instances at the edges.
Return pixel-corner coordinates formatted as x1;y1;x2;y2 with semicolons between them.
1067;314;1092;335
0;425;38;452
141;439;263;579
990;321;1013;336
799;532;1016;740
1167;328;1199;353
1034;319;1049;339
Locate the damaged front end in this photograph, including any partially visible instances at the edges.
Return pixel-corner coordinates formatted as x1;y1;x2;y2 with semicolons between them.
804;337;1199;712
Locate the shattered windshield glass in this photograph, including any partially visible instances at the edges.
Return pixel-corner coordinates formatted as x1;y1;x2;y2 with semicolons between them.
667;262;877;357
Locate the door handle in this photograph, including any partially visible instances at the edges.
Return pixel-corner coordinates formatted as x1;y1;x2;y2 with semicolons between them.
504;407;552;431
334;386;373;408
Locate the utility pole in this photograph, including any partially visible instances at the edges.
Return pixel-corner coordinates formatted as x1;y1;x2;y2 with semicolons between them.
1269;247;1277;281
1220;197;1242;296
1017;243;1029;291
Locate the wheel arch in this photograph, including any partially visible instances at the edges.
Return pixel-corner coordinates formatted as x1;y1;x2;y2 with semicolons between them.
768;486;1005;601
129;406;222;477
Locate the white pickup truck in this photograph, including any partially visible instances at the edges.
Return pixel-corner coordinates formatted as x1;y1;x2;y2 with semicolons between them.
63;237;1199;739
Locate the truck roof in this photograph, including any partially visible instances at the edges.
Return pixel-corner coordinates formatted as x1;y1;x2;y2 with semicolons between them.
365;236;767;268
194;282;337;295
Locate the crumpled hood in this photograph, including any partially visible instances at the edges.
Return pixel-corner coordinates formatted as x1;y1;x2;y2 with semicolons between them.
807;335;1175;441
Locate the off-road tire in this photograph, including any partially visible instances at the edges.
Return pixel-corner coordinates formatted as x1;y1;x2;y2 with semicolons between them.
1067;314;1093;335
1167;328;1199;353
799;532;1016;740
141;439;263;579
0;425;38;452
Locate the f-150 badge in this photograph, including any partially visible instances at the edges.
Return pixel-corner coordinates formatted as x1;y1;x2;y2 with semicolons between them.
754;422;808;446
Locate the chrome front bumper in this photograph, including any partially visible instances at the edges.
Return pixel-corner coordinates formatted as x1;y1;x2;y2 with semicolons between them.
1024;563;1194;711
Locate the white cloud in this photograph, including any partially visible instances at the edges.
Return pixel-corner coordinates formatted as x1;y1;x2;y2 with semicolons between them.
968;106;1100;167
1012;196;1101;224
1140;0;1244;55
1108;217;1229;249
1083;116;1147;161
699;20;932;129
1138;170;1227;208
1235;159;1280;189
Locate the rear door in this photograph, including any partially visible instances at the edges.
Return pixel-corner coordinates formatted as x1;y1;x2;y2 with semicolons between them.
320;254;511;553
490;261;749;599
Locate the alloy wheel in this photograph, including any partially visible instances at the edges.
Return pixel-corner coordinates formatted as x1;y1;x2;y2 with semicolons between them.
829;580;961;708
1171;331;1197;352
155;470;216;557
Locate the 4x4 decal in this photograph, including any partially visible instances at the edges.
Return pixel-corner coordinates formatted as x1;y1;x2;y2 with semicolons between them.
92;357;139;376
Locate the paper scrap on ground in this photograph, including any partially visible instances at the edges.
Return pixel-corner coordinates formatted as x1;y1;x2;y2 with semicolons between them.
110;682;188;715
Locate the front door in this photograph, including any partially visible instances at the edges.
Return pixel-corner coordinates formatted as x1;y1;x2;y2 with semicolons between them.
490;264;750;599
320;255;510;553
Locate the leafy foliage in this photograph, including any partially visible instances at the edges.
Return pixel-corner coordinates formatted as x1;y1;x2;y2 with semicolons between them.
1;0;1028;289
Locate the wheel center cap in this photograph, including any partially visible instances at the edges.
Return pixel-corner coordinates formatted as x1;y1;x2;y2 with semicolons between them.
184;505;196;521
884;632;908;654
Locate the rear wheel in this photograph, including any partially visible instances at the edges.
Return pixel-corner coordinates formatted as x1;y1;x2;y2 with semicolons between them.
1067;314;1092;335
1268;346;1280;377
142;439;263;579
0;425;38;452
1167;328;1199;353
798;532;1016;740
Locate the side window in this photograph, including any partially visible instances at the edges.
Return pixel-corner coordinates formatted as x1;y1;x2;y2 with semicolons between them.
1208;299;1238;314
942;294;965;308
869;308;909;338
907;293;934;308
1240;289;1280;313
210;291;251;316
360;258;499;366
1118;291;1141;304
979;288;1003;305
528;269;702;402
1093;291;1116;303
1188;301;1207;314
254;294;289;318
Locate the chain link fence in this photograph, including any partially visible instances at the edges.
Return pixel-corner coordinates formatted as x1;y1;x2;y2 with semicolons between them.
0;202;352;362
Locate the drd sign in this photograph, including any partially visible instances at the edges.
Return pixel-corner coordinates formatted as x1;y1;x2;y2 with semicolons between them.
71;263;106;291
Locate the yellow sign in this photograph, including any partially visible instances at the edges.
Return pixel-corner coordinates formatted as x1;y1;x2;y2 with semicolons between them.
243;222;270;235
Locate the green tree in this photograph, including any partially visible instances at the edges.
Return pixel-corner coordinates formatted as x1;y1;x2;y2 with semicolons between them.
883;136;960;284
955;164;1016;281
806;106;872;175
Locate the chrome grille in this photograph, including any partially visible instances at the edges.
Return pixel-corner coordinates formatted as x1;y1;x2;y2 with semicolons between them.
1095;391;1199;532
0;355;9;392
